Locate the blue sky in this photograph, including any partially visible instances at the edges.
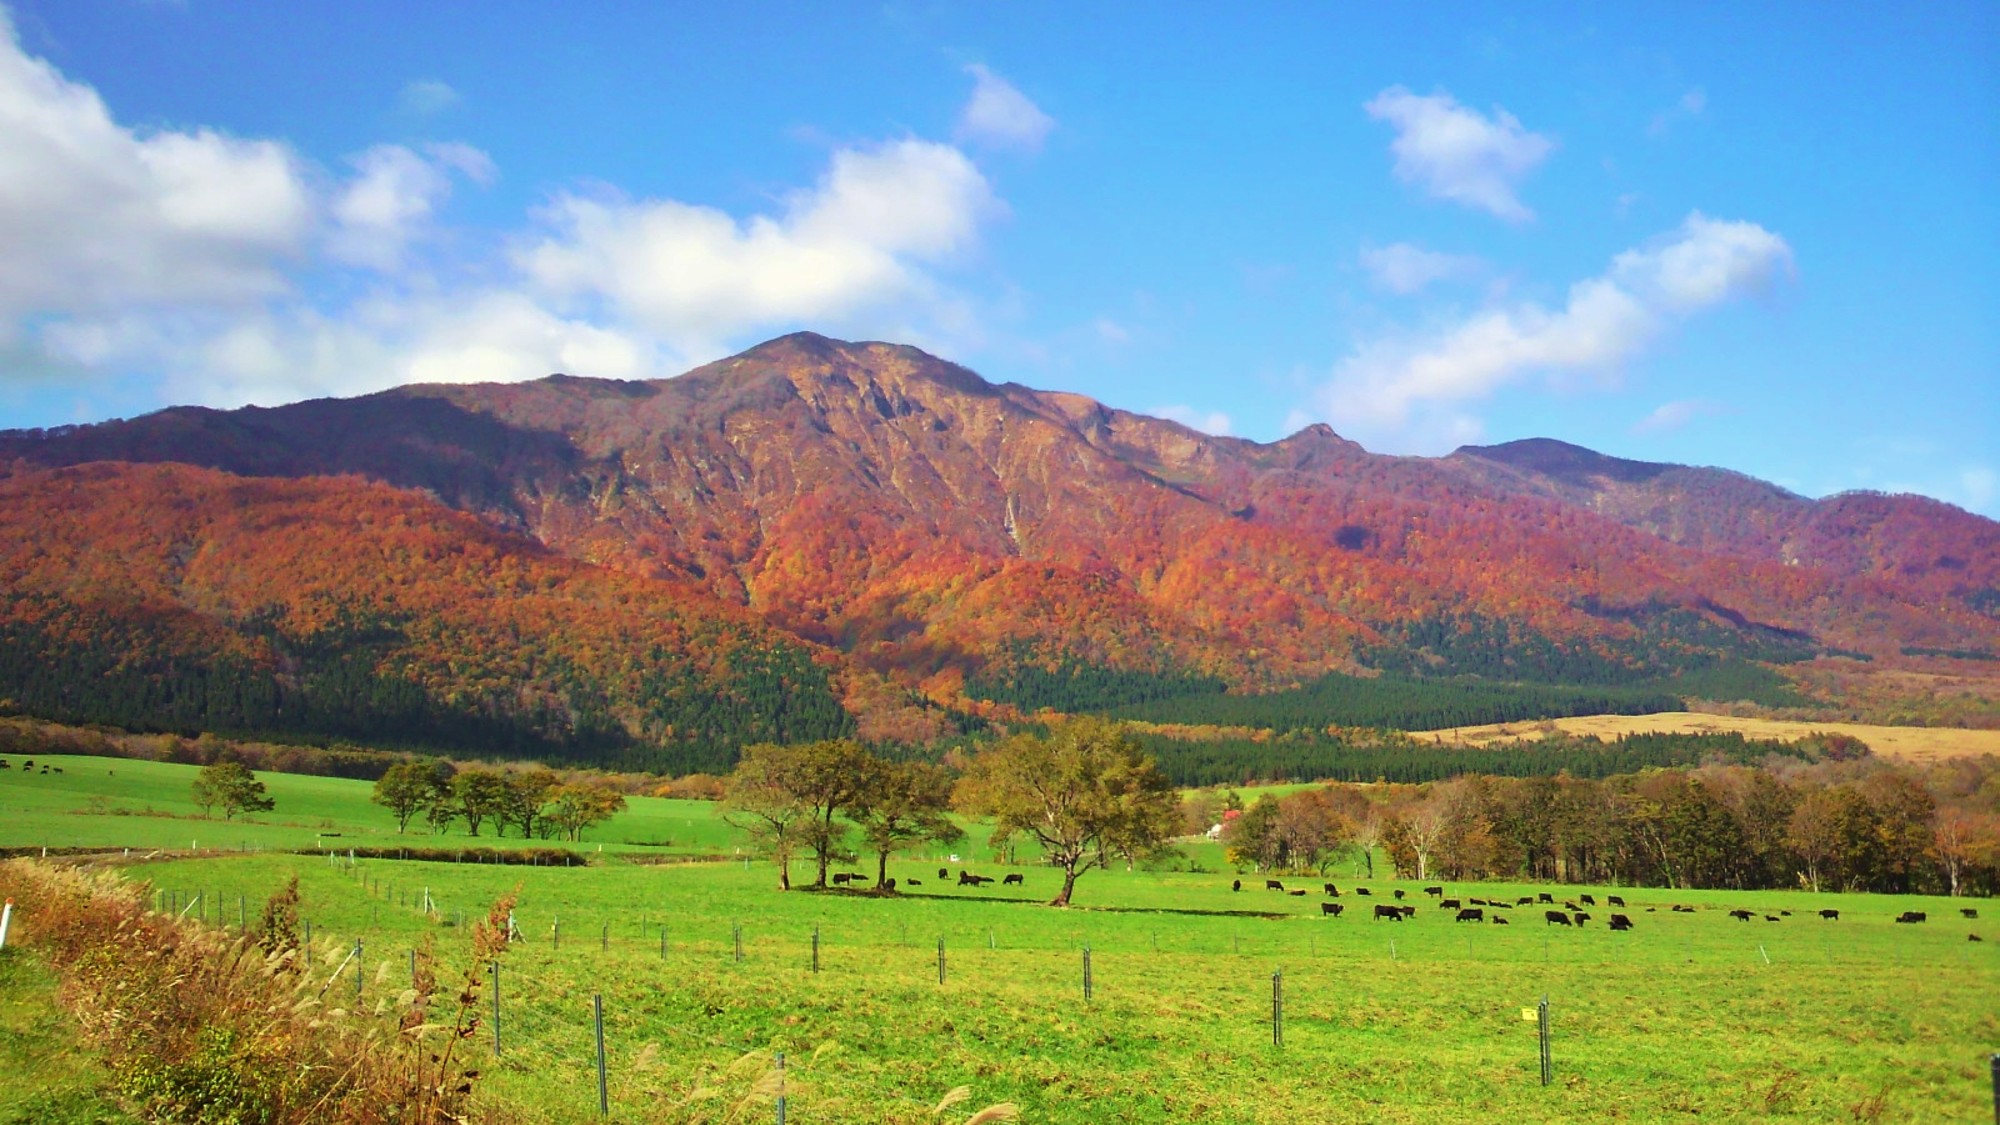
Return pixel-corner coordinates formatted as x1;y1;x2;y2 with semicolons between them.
1;2;1994;515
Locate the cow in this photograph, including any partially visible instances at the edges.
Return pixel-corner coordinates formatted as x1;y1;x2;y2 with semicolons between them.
1971;934;1984;942
1400;905;1417;918
1373;904;1404;921
1818;909;1839;920
1537;893;1555;904
1355;887;1372;896
0;761;9;770
1673;905;1697;913
1580;894;1597;906
1454;908;1483;923
1491;915;1509;925
1544;911;1572;927
957;872;985;886
884;878;897;891
1961;908;1979;919
1002;873;1024;886
1571;913;1590;926
1321;903;1344;917
1729;909;1754;921
1764;915;1781;922
1393;889;1406;900
1266;880;1285;891
1894;911;1927;924
1323;883;1340;896
51;767;61;774
1423;886;1444;897
1608;914;1633;931
1608;895;1626;908
1290;889;1307;897
1439;899;1461;910
1517;897;1535;906
831;873;854;885
1779;910;1792;917
939;868;949;879
1232;880;1241;892
906;879;922;887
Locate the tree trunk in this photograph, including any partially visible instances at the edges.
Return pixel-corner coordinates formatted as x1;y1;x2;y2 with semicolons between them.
1051;864;1080;907
779;857;791;891
877;849;891;890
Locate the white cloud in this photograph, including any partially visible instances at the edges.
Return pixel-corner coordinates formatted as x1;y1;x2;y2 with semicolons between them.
1314;213;1792;452
1649;86;1707;137
1632;398;1724;434
0;12;312;320
956;64;1054;152
1093;316;1131;344
327;143;495;271
1153;404;1232;436
1364;86;1554;222
518;139;1001;358
398;79;461;115
1359;242;1485;295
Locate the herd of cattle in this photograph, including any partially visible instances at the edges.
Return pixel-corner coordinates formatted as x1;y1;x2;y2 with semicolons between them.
1218;878;1986;937
828;868;1030;891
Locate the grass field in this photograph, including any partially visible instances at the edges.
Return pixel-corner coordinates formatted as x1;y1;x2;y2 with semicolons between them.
3;752;1998;1123
1417;712;2000;762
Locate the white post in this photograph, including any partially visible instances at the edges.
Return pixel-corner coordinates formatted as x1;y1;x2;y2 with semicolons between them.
0;899;14;949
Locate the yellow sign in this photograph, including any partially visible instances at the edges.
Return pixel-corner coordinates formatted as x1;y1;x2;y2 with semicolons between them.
1520;1007;1539;1022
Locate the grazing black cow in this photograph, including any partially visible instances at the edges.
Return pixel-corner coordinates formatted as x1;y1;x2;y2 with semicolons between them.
907;879;922;887
1608;895;1626;908
0;761;9;770
1764;915;1781;922
1439;899;1461;910
1393;889;1406;900
884;878;897;891
1580;894;1597;906
1970;933;1983;942
939;868;949;879
1673;905;1697;913
1423;886;1444;897
832;873;853;885
1562;901;1580;911
1571;912;1590;926
1537;893;1555;904
1400;906;1417;918
1231;880;1241;892
21;760;32;769
1321;903;1344;916
1002;873;1024;886
1961;908;1979;919
1373;904;1404;921
958;872;991;886
1894;911;1927;924
1729;909;1754;921
1817;909;1838;920
1324;883;1339;896
1355;887;1372;896
1517;896;1534;906
1492;915;1510;925
1289;889;1307;897
1266;879;1285;891
1608;914;1633;931
1544;910;1572;927
1779;910;1792;917
51;767;61;774
1455;908;1484;923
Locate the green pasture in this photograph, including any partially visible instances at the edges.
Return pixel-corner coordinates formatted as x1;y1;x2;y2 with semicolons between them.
3;752;1997;1122
93;853;2000;1125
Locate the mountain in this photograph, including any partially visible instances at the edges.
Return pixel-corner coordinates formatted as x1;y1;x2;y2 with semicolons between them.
2;333;1995;759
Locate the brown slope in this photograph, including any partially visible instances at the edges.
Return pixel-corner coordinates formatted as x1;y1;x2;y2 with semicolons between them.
2;334;1995;700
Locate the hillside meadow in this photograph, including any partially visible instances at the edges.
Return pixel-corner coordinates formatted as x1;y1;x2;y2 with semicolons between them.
1;752;1996;1122
1419;712;2000;762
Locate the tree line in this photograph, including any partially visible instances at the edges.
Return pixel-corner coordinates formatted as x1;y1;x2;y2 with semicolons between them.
1209;749;2000;896
719;719;1180;907
370;761;628;842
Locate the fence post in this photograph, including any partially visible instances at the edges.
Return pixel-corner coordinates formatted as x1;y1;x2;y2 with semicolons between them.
593;994;608;1117
1272;970;1284;1048
734;923;743;963
304;919;312;946
775;1051;788;1125
1082;945;1093;1002
1989;1052;1997;1125
1538;995;1552;1086
0;899;13;950
661;927;668;961
354;939;364;1005
937;936;946;985
490;962;501;1056
812;928;820;973
602;922;609;952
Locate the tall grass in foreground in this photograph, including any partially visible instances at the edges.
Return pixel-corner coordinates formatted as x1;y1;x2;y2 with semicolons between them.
0;858;516;1124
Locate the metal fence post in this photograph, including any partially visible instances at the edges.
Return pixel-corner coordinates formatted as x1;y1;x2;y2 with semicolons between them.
1538;995;1552;1086
812;928;820;973
734;923;743;963
937;936;946;985
1272;970;1284;1048
1083;945;1093;1002
775;1051;788;1125
593;994;608;1117
354;939;363;1004
491;961;501;1057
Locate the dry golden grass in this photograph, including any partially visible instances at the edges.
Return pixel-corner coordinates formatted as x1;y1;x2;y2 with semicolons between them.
1416;711;2000;761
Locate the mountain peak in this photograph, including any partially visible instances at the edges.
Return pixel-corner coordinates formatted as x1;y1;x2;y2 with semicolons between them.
1453;437;1674;486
